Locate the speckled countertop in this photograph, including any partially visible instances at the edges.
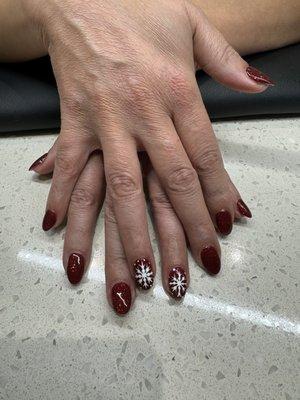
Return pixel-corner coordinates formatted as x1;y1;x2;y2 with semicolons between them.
0;117;299;400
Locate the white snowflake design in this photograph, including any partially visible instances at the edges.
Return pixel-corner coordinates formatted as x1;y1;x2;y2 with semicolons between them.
134;258;154;289
169;268;187;298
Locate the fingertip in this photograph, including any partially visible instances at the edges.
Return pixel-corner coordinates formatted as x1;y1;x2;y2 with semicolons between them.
246;66;275;87
29;151;56;175
28;153;48;172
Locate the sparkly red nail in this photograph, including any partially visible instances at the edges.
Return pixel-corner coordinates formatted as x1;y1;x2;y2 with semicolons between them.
42;210;57;231
168;266;187;299
246;66;274;86
67;253;85;285
216;210;232;235
111;282;131;315
134;258;154;290
201;246;221;275
29;153;48;171
237;199;252;218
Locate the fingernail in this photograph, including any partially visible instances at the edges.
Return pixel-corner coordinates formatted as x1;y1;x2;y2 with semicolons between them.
201;246;221;275
134;258;154;290
29;153;48;171
246;66;274;86
111;282;131;315
168;266;187;299
237;199;252;218
216;210;232;235
42;210;56;231
67;253;85;285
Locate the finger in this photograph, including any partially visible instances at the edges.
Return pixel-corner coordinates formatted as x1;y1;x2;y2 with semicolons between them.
186;3;274;92
143;117;221;274
42;128;92;231
102;134;156;290
63;150;105;284
28;140;57;174
105;193;136;315
172;78;235;235
225;171;252;219
148;169;190;299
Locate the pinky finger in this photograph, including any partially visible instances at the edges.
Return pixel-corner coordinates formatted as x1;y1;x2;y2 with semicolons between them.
28;140;57;175
225;172;252;219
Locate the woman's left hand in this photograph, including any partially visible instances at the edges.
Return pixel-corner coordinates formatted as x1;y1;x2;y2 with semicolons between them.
29;141;247;315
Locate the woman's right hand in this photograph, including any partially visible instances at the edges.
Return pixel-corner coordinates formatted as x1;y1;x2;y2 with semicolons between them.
25;0;270;286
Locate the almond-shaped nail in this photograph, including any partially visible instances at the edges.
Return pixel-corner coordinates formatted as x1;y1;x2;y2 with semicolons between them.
111;282;131;315
216;210;232;235
42;210;56;231
67;253;85;285
246;66;274;86
237;199;252;218
29;153;48;171
168;266;187;299
201;246;221;275
134;258;154;290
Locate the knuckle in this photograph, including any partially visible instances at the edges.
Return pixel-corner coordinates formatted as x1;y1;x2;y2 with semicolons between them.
215;43;236;66
121;72;149;105
167;67;194;102
150;191;172;211
61;93;86;116
165;167;198;194
194;146;223;176
70;187;97;209
107;171;140;200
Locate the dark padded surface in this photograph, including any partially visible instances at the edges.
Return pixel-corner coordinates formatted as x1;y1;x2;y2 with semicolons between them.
0;43;299;133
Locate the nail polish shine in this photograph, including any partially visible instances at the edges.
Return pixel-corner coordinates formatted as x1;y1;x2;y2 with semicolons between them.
237;199;252;218
168;266;187;299
42;210;57;231
134;258;154;290
216;210;232;235
29;153;48;171
111;282;131;315
201;246;221;275
67;253;85;284
246;66;274;86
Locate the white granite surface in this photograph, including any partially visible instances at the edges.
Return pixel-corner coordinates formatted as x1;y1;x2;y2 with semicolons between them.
0;117;299;400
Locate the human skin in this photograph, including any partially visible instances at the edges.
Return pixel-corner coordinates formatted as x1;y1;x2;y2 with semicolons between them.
1;0;299;61
2;0;299;313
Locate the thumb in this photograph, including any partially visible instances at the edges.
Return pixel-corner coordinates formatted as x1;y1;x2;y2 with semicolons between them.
187;4;274;93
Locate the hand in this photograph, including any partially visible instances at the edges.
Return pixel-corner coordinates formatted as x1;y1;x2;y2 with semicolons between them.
30;139;250;314
26;0;267;288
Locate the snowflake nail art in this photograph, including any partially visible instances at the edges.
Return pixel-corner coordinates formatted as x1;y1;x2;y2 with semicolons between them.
168;266;187;299
134;258;154;290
